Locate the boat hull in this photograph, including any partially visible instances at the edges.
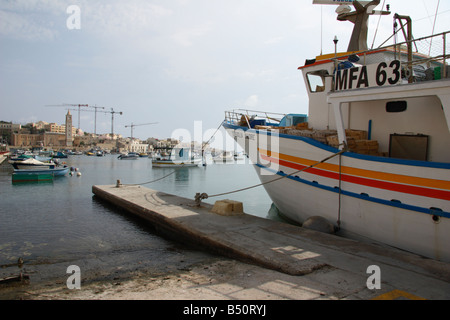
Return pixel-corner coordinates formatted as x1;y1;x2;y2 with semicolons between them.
225;124;450;262
11;163;55;170
13;167;69;176
152;159;201;167
118;155;139;160
12;173;54;183
213;157;234;163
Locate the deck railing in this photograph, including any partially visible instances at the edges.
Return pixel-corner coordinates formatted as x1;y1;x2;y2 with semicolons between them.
336;30;449;81
224;109;286;127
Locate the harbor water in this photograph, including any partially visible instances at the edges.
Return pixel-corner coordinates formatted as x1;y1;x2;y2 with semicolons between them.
0;155;277;285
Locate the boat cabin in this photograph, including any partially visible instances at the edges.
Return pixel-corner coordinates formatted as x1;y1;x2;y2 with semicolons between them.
300;43;450;163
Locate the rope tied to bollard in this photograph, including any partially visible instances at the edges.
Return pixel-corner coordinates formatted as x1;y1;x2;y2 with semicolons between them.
117;163;186;187
194;147;347;206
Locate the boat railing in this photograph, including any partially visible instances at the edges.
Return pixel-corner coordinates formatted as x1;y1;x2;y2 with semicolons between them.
332;30;449;81
224;109;286;128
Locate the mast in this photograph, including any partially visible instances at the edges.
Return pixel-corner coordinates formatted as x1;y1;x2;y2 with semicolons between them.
335;0;390;51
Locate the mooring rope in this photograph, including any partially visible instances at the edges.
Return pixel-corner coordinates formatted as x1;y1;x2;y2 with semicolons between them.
195;148;346;205
202;120;224;151
120;120;226;187
121;163;186;187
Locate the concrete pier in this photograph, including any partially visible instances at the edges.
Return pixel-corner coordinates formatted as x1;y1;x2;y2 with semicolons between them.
92;184;450;300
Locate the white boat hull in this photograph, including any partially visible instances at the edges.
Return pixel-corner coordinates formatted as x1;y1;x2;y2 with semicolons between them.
225;124;450;262
213;157;234;163
152;159;201;168
13;167;69;176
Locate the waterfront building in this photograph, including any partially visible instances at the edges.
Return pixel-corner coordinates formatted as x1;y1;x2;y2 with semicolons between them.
128;139;149;154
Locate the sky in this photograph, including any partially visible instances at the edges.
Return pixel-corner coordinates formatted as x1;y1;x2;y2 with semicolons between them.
0;0;449;147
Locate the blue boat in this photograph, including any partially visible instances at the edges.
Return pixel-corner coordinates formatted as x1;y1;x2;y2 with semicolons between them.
13;166;69;176
52;151;68;158
9;158;56;170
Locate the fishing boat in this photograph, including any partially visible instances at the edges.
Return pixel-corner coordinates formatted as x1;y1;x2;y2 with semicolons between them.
152;147;201;167
13;166;69;176
223;1;450;262
9;157;56;170
9;157;69;176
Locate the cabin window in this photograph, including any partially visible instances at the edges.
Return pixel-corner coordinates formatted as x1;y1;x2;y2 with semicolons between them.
386;101;407;112
306;71;326;93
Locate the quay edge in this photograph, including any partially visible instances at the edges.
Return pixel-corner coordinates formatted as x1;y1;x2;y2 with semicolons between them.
92;184;450;299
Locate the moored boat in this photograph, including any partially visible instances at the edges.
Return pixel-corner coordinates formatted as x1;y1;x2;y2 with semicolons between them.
12;172;54;183
0;151;10;165
9;158;56;170
152;147;201;167
223;1;450;262
118;152;139;160
213;151;235;163
13;166;69;176
52;151;68;158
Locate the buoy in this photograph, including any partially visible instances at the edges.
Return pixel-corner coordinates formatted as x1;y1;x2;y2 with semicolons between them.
302;216;335;234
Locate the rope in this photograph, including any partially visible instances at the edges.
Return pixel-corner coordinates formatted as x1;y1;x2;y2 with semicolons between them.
195;148;346;205
201;120;225;166
202;120;224;150
122;164;186;187
120;119;226;187
371;0;386;49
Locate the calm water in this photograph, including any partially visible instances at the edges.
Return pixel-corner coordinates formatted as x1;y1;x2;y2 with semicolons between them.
0;155;277;283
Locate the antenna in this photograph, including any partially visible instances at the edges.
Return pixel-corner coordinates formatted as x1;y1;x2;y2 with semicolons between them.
429;0;441;56
124;122;158;139
314;0;390;52
371;0;386;49
320;6;323;55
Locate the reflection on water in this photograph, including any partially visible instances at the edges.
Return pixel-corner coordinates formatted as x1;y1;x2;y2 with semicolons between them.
0;155;274;273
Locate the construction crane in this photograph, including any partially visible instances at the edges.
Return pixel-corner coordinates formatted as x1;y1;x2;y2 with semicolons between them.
125;122;158;139
88;105;105;135
104;108;123;137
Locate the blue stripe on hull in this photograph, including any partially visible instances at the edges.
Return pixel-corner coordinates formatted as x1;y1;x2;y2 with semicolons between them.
256;163;450;219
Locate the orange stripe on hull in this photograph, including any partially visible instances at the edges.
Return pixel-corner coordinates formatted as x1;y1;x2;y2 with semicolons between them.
259;152;450;201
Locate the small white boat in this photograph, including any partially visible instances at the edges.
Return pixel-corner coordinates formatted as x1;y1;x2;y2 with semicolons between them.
117;152;139;160
234;152;245;160
152;147;201;167
9;158;56;170
0;151;9;165
13;166;69;176
9;157;69;176
213;151;235;163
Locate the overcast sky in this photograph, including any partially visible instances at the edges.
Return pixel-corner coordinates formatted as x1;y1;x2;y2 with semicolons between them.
0;0;449;145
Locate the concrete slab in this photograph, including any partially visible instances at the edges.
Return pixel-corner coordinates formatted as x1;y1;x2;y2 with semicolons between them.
92;184;450;300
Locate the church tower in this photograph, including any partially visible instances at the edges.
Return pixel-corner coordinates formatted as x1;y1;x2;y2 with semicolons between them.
65;110;73;147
